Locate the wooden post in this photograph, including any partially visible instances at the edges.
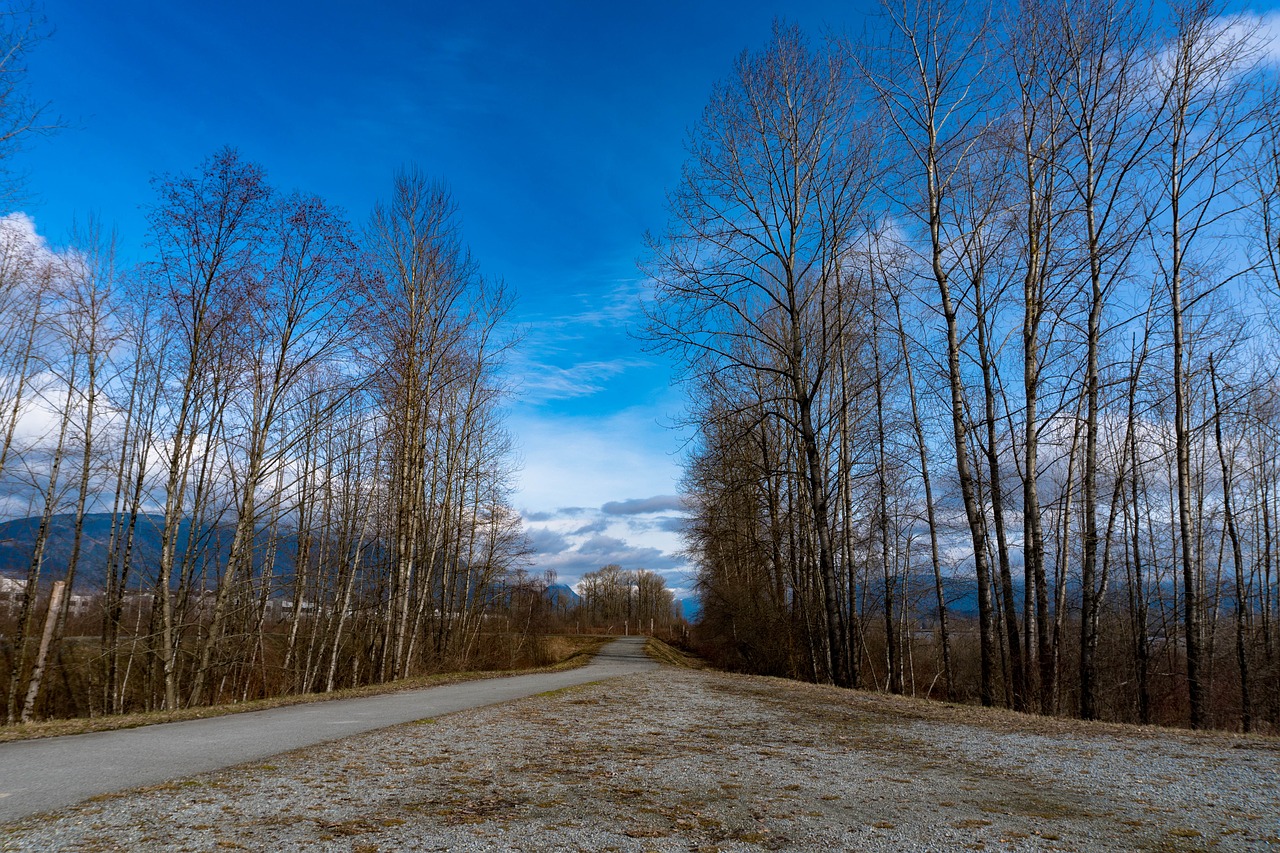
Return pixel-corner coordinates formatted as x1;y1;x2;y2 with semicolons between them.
21;581;66;723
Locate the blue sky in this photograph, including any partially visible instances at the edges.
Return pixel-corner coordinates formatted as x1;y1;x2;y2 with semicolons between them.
16;0;876;597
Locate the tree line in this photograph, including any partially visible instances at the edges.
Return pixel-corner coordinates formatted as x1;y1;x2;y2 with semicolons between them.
0;150;528;722
647;0;1280;731
575;563;678;635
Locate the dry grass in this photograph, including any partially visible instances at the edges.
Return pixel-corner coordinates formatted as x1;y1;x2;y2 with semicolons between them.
701;670;1280;752
644;637;707;669
540;633;608;662
0;634;608;745
841;684;1280;750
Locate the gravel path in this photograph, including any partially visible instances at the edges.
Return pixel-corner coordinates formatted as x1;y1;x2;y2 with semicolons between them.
2;664;1277;852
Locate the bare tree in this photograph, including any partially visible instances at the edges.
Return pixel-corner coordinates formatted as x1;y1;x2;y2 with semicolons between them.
1151;0;1259;729
365;168;475;679
1003;0;1081;714
879;242;954;699
1208;354;1251;730
646;22;876;688
1041;0;1159;721
6;293;74;723
0;4;60;202
19;218;120;721
188;189;360;705
866;0;1001;705
146;147;271;709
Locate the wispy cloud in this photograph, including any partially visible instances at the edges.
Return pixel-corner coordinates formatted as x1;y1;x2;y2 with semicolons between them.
519;278;647;339
1149;10;1280;82
504;276;658;406
514;357;651;403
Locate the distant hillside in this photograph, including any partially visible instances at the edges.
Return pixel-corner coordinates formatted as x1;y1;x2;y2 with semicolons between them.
679;597;701;622
546;583;581;609
0;513;300;591
689;573;996;626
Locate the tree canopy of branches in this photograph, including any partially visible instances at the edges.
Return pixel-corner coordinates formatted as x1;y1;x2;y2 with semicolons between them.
0;3;58;202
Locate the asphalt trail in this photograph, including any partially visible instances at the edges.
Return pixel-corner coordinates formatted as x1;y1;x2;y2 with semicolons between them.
0;636;655;823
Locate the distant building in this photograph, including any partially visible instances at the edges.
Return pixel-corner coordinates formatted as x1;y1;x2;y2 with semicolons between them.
0;574;24;613
0;578;102;618
262;597;317;620
65;590;98;617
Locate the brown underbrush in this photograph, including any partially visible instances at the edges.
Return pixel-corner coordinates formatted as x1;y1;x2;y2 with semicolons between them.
0;633;609;745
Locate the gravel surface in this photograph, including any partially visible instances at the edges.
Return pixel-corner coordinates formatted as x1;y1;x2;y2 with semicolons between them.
2;665;1277;852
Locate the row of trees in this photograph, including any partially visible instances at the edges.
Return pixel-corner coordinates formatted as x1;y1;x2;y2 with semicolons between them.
575;563;678;634
0;151;527;722
649;0;1280;730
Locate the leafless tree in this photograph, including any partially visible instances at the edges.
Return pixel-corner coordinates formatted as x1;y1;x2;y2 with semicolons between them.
646;22;877;687
0;3;59;202
1150;0;1261;728
146;148;272;709
865;0;1003;705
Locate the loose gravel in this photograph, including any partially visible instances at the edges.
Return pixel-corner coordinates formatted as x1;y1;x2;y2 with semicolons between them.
2;666;1277;852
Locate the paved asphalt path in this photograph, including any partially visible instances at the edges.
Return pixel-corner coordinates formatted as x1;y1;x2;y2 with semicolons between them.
0;636;656;823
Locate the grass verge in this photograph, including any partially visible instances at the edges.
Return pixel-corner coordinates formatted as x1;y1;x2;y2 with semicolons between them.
644;637;707;669
710;670;1280;749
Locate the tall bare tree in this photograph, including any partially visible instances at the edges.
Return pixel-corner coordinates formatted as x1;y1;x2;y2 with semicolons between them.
1151;0;1260;729
646;22;876;688
188;190;360;705
866;0;1001;705
146;148;271;709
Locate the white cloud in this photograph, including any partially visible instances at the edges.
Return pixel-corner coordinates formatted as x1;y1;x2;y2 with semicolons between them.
0;213;57;272
0;215;84;447
509;403;693;593
1149;10;1280;82
1253;10;1280;65
509;403;686;512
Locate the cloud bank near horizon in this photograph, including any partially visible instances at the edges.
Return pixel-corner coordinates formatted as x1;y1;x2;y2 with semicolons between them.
602;494;685;515
515;485;691;595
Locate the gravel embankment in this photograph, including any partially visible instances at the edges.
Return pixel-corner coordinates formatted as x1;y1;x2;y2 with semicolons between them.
2;666;1277;852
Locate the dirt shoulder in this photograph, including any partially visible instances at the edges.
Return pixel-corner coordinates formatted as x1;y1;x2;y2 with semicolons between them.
3;665;1277;852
